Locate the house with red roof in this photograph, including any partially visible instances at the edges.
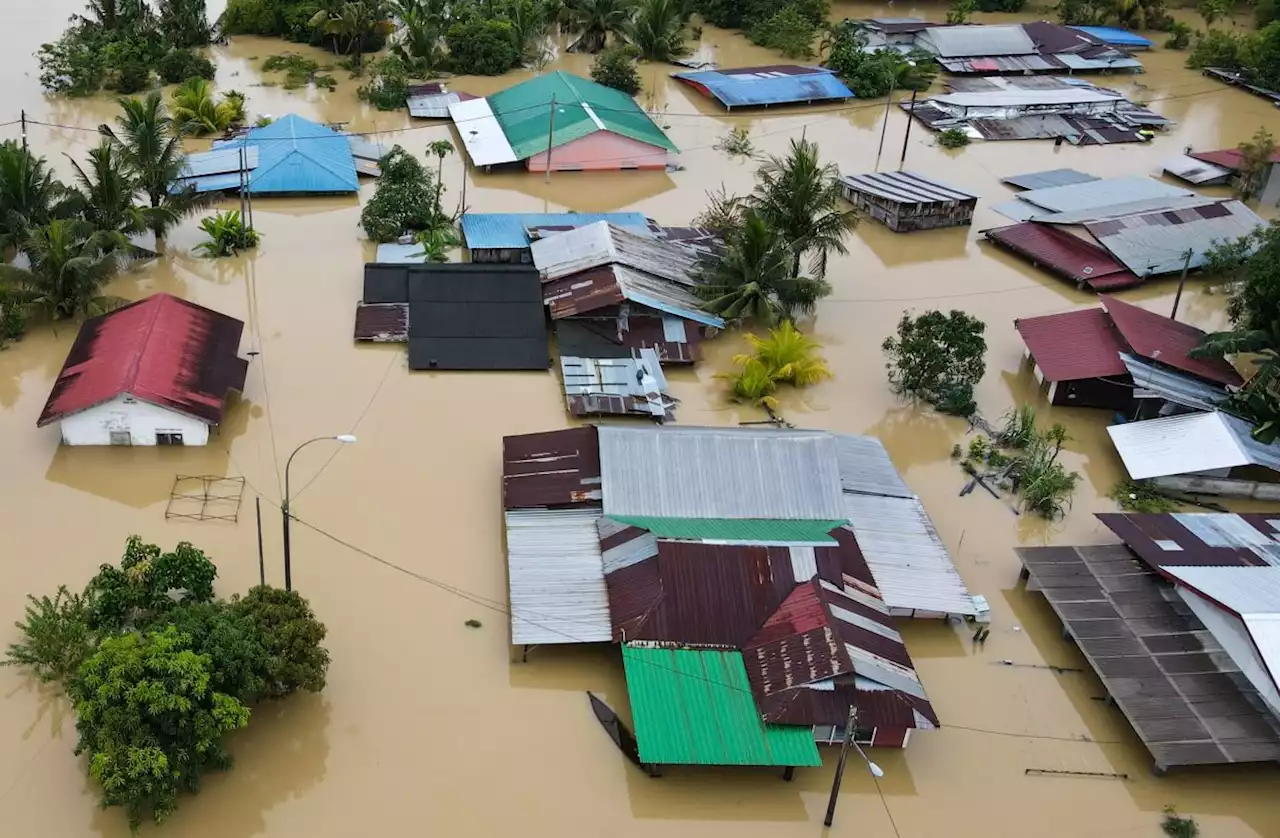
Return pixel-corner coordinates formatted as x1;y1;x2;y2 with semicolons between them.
1014;295;1242;412
38;294;248;446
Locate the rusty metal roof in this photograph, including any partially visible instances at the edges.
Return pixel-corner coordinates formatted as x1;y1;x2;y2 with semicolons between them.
554;316;701;365
353;303;408;342
1014;307;1129;382
1018;543;1280;770
502;427;602;510
560;349;677;420
1097;513;1280;569
531;222;704;286
542;263;723;327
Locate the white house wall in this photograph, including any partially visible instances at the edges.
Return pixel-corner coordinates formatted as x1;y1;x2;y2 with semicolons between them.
58;394;211;446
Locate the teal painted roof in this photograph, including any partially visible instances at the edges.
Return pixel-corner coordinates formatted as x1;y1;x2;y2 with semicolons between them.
608;516;844;544
487;71;677;160
622;644;822;767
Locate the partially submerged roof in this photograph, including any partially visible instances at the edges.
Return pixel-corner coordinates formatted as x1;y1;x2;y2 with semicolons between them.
555;315;703;365
1018;544;1280;770
407;84;478;118
1002;168;1098;190
929;88;1123;109
1087;201;1265;278
560;349;676;420
1162;154;1233;186
917;24;1037;57
217;114;359;194
448;97;518;166
1012;177;1193;215
1122;353;1229;413
1069;25;1153;48
985;222;1141;291
39;294;247;427
838;171;979;205
672;65;853;109
532;222;703;285
462;212;650;251
1191;147;1280;171
542;263;724;328
621;643;822;766
503;426;602;509
1100;296;1243;386
505;508;611;645
1096;512;1280;568
486;71;677;161
1107;412;1280;480
1013;307;1128;382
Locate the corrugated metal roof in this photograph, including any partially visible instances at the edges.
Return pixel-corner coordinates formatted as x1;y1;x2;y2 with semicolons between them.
1101;296;1243;386
1086;201;1265;278
1163;566;1280;616
621;643;822;766
1190;147;1280;170
353;302;408;342
1015;177;1193;214
1031;195;1218;226
1107;412;1280;480
532;222;703;286
1002;168;1098;190
449;97;518;166
502;427;602;509
838;170;978;205
178;146;259;178
1162;154;1233;185
487;71;677;160
1070;25;1153;48
504;508;612;645
931;88;1122;109
597;426;846;521
917;24;1037;57
606;516;844;544
833;434;913;498
1096;512;1280;568
407;89;478;118
1121;353;1229;412
560;348;676;419
462;212;650;251
38;293;247;427
985;222;1141;290
347;137;388;162
555;315;702;365
542;264;724;328
842;494;978;616
218;114;359;194
672;66;853;108
1013;307;1129;382
374;243;426;263
937;54;1063;74
1055;53;1144;70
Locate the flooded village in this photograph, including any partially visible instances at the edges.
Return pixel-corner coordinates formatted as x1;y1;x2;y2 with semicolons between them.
4;0;1280;835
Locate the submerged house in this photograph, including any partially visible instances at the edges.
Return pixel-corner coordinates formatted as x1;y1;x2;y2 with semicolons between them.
672;65;853;109
449;71;677;172
37;294;248;446
914;21;1143;74
838;171;978;232
1107;412;1280;499
1188;147;1280;207
460;212;652;263
1014;295;1240;411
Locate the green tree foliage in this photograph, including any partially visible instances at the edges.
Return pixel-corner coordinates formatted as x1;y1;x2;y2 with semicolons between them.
724;357;782;409
939;126;971;148
946;0;975;25
1236;128;1278;201
0;220;126;321
1162;806;1200;838
1251;23;1280;92
0;141;74;251
195;210;260;257
974;0;1026;10
157;48;217;83
739;320;832;386
692;184;747;233
752;137;858;278
882;309;987;416
590;44;643;93
358;54;412;109
823;23;936;96
626;0;689;60
750;5;819;58
391;0;450;71
233;586;331;698
1187;26;1256;74
563;0;635;52
1198;0;1231;25
157;0;212;47
2;586;98;685
1109;478;1182;513
86;536;218;631
170;78;244;135
1259;0;1280;28
1057;0;1171;28
1165;21;1192;50
66;141;146;237
360;146;445;242
309;0;396;62
445;19;522;74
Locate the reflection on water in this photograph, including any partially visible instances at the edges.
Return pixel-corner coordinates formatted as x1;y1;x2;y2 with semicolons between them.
3;0;1280;835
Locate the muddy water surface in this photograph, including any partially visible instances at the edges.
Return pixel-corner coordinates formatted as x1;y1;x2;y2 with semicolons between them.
3;1;1280;836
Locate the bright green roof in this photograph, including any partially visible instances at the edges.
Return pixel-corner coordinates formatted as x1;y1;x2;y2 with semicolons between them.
622;645;822;767
487;71;678;160
608;516;845;544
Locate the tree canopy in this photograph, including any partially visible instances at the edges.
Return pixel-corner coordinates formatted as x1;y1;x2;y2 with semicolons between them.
882;309;988;416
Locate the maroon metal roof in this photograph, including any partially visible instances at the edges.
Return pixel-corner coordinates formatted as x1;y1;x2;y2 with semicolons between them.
622;314;701;363
984;222;1142;290
819;527;876;588
1096;513;1274;569
353;303;408;342
543;266;626;318
1190;148;1280;171
1100;296;1243;387
38;293;247;427
502;427;602;510
1014;307;1129;382
744;581;852;689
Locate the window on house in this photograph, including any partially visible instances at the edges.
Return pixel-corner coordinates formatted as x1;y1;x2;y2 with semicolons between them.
156;432;185;446
109;431;131;446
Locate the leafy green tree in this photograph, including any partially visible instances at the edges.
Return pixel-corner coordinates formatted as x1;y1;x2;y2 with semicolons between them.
723;357;781;409
70;626;250;829
946;0;975;24
1187;26;1255;71
311;0;395;60
695;210;831;324
1236;127;1277;201
1251;22;1280;91
563;0;635;52
1198;0;1231;25
1165;21;1192;50
195;210;260;257
171;78;244;135
361;146;444;242
233;586;331;698
749;5;819;58
882;309;987;416
692;184;747;233
0;141;74;251
590;44;643;93
0;219;125;321
752;138;858;278
391;0;449;70
445;18;521;74
626;0;688;59
824;26;936;97
87;536;219;631
156;0;211;47
358;54;412;110
149;600;272;702
737;320;832;386
157;48;216;83
1259;0;1280;28
939;126;971;148
2;586;98;686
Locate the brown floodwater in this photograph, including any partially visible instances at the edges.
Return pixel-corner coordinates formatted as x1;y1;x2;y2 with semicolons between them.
3;1;1280;835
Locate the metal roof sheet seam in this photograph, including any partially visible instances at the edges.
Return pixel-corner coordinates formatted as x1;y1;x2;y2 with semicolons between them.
838;171;980;204
504;508;612;645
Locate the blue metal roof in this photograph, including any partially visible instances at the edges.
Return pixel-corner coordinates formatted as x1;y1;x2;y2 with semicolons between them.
170;172;246;194
1070;26;1153;48
672;66;853;109
218;114;359;194
461;212;650;250
179;146;259;178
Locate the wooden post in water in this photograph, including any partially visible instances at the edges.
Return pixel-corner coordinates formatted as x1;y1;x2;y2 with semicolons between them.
1170;249;1194;321
544;95;557;184
823;706;858;827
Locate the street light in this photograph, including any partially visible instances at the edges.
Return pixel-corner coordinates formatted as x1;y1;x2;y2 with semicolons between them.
875;58;915;173
823;707;887;826
282;434;357;591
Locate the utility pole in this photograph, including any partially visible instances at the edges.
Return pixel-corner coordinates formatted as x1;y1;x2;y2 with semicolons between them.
874;74;895;173
238;146;247;226
1170;248;1194;321
544;94;557;184
823;706;858;827
20;110;27;154
898;88;918;171
255;496;265;587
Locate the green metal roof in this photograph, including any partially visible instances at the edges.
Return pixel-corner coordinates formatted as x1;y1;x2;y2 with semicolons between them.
622;644;822;767
608;516;845;544
487;71;678;160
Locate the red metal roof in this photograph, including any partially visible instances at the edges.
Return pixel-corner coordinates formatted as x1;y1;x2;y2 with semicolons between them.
984;222;1142;290
1014;307;1129;382
1096;512;1274;569
502;427;602;509
38;294;247;427
1190;148;1280;171
1100;296;1243;386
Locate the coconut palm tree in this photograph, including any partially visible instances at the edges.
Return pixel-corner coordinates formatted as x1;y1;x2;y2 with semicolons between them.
0;141;74;252
310;0;395;60
625;0;687;60
65;142;146;239
563;0;635;52
156;0;211;47
736;320;832;387
390;0;448;69
695;210;831;325
0;219;126;321
752;137;858;279
100;92;204;243
427;139;453;216
170;78;241;136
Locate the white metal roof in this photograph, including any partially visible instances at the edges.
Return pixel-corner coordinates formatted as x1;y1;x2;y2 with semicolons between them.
930;88;1123;109
531;222;702;285
832;434;914;498
1107;412;1280;480
1162;153;1233;185
842;493;979;616
1015;177;1192;214
1161;566;1280;617
504;508;612;645
1087;200;1265;277
917;24;1036;57
449;97;518;166
1173;586;1280;718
